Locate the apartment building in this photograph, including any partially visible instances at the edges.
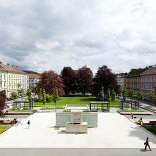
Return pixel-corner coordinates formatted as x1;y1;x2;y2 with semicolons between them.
29;74;41;89
124;68;148;93
0;61;29;97
141;67;156;97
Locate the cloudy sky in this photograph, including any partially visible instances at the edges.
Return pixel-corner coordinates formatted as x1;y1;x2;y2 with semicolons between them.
0;0;156;74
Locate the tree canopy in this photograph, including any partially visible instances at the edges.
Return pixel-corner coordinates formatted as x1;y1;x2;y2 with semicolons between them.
35;70;64;96
77;66;93;95
92;65;118;97
61;67;77;95
0;90;6;117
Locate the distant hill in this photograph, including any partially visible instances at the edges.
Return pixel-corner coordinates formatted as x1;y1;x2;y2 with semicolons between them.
23;70;39;74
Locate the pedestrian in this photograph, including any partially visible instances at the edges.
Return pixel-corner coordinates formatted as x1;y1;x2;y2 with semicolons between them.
144;137;152;151
131;113;133;119
27;120;31;129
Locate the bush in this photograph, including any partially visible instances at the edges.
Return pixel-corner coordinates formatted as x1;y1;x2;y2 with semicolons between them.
148;92;155;102
128;89;134;98
10;91;18;99
136;91;144;100
46;94;53;102
122;88;127;101
106;89;111;102
111;90;116;101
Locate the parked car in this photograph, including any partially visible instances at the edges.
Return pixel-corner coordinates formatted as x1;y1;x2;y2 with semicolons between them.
144;97;150;102
10;97;14;100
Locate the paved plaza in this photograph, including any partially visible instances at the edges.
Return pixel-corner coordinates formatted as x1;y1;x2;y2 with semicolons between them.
0;112;156;148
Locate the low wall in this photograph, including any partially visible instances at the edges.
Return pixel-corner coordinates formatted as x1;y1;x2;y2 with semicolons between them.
56;112;98;128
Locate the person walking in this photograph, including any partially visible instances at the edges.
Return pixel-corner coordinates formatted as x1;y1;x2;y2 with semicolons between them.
144;137;152;151
131;113;133;119
27;120;31;129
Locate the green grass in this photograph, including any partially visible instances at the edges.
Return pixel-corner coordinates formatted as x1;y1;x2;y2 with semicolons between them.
143;126;156;135
145;107;156;111
34;96;128;109
0;125;12;134
117;109;144;113
9;109;37;113
34;96;98;107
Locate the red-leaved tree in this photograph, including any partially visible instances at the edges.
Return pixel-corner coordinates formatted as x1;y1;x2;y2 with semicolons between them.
0;90;6;117
35;70;64;96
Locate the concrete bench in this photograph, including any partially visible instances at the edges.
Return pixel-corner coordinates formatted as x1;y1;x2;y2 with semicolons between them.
4;112;33;115
0;120;14;124
119;112;153;115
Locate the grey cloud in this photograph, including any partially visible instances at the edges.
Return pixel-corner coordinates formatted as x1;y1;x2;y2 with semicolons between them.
0;0;156;74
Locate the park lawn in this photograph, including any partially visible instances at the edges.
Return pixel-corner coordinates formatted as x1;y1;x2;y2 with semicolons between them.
143;126;156;136
0;125;12;134
34;96;124;108
34;96;98;107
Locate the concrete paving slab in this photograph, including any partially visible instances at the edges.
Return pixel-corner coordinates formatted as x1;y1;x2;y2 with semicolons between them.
0;112;156;148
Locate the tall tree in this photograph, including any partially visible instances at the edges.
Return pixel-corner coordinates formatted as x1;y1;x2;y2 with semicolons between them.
27;89;32;102
122;88;127;101
100;86;105;101
111;90;116;101
61;67;77;95
42;89;46;104
0;90;6;117
106;89;111;102
77;66;93;95
35;70;64;96
53;89;59;111
92;65;118;97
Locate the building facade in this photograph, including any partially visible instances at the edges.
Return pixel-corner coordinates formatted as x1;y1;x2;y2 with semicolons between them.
124;68;148;93
0;62;29;97
141;67;156;97
29;74;41;89
116;73;126;90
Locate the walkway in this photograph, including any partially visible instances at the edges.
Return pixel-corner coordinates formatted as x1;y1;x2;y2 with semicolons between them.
0;112;156;148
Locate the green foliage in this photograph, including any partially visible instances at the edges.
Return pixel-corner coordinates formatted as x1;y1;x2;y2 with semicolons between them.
53;89;59;110
100;86;105;101
136;91;144;100
18;89;24;96
148;92;156;102
39;88;43;102
128;89;134;97
0;125;12;134
118;88;122;94
10;91;18;99
122;88;127;101
42;89;46;104
53;89;59;104
129;69;137;74
106;89;111;102
111;90;116;101
27;89;32;102
46;94;53;102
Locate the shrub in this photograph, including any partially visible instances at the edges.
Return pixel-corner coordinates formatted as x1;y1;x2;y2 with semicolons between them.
122;88;127;101
136;91;144;100
10;91;18;99
128;89;134;98
111;90;116;101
